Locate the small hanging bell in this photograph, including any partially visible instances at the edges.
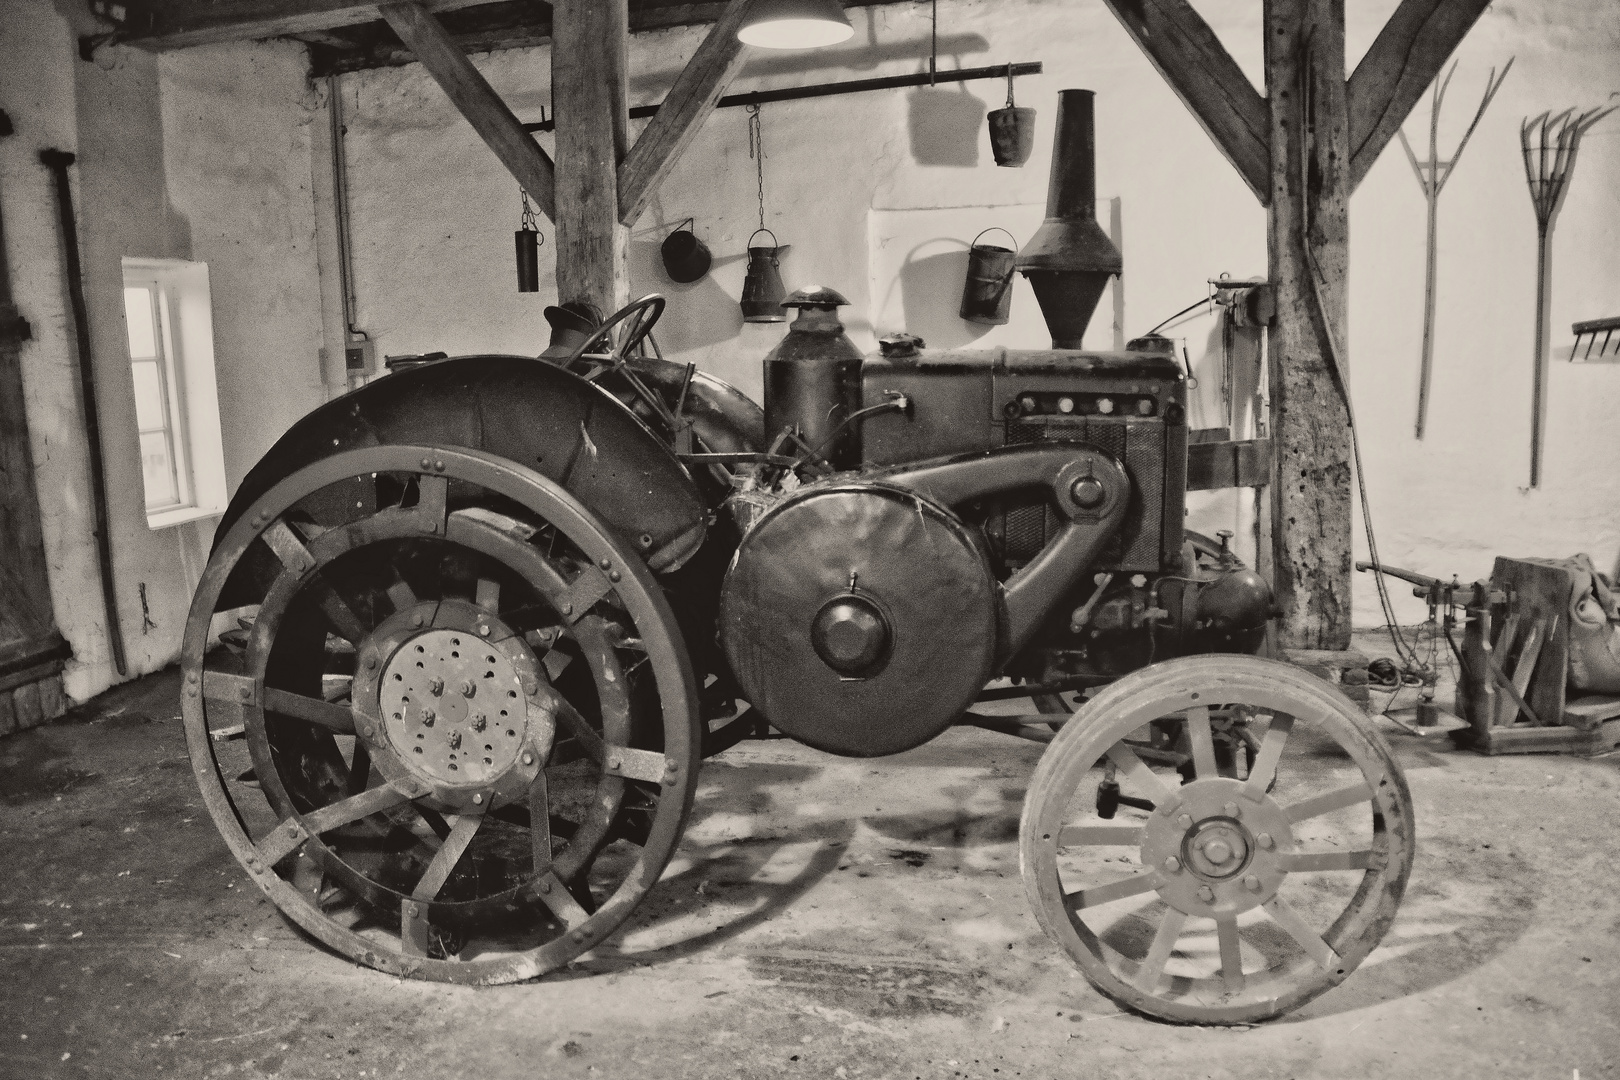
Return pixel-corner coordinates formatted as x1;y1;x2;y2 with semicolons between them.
741;228;788;322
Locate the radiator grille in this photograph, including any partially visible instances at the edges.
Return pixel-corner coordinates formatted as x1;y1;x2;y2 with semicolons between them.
1003;418;1167;571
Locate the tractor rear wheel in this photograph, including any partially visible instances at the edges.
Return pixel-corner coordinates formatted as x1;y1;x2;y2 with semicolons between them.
1019;655;1413;1024
181;445;700;982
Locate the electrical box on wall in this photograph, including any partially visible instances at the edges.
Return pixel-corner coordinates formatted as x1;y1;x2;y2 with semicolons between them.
344;338;377;374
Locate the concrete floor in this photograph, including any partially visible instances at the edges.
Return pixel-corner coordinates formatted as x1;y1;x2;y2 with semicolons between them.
3;636;1618;1080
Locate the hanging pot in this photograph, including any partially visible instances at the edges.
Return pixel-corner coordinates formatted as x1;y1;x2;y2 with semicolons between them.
741;228;788;323
987;64;1036;167
959;227;1018;325
660;218;712;284
515;225;541;292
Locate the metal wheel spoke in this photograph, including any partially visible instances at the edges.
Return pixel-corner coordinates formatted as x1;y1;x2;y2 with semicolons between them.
262;519;315;573
1276;849;1379;872
253;782;416;865
1131;908;1187;992
310;581;369;644
413;809;486;903
531;871;591;928
475;576;501;613
529;770;552;875
1104;743;1178;809
1261;896;1340;970
603;745;667;783
346;741;372;795
263;687;356;735
1284;781;1373;824
305;781;420;835
1065;870;1164;910
1057;824;1143;848
550;695;606;762
1241;714;1294;802
1215;917;1245;992
386;578;418;614
414;474;449;532
1185;705;1218;779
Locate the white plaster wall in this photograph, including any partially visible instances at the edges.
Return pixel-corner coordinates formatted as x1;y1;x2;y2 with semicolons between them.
0;0;325;700
338;0;1620;629
1;0;109;701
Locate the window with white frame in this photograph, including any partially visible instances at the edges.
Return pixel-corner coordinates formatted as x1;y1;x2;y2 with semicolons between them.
120;259;227;529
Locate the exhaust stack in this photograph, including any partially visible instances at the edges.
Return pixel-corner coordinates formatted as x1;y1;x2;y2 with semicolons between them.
1015;89;1122;349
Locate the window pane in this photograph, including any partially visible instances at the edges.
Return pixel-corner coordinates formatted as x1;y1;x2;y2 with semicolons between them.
140;430;178;510
130;361;165;432
124;287;157;358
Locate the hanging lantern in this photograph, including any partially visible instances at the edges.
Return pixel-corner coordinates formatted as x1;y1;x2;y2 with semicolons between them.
987;64;1036;167
515;189;542;293
741;228;788;322
960;227;1018;325
660;218;712;283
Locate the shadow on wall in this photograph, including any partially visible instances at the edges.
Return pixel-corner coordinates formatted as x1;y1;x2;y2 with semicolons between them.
880;239;994;351
908;85;985;166
628;236;746;351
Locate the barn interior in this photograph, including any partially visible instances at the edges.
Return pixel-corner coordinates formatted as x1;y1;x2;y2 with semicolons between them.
1;0;1618;1075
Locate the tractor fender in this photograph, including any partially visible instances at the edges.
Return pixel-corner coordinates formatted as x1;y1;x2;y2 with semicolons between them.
214;356;709;595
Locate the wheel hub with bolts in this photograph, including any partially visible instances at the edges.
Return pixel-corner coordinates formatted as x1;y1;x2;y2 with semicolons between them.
353;598;555;814
1139;777;1293;916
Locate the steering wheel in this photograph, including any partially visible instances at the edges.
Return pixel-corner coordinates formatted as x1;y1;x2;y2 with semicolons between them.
560;294;666;372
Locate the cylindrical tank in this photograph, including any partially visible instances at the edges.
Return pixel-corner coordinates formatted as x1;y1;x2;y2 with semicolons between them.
762;286;864;470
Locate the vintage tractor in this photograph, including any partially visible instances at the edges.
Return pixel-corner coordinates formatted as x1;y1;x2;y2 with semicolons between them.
180;91;1413;1025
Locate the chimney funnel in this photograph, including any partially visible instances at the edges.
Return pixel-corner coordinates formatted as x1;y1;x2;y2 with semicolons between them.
1015;90;1122;349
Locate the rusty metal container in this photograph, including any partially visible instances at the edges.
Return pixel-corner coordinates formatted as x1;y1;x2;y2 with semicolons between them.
762;285;863;468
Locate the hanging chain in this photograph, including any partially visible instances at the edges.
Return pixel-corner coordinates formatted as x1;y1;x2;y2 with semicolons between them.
519;189;540;234
747;104;766;232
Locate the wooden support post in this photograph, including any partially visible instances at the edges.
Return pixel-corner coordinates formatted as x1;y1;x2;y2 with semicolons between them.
379;2;555;220
1265;0;1352;649
617;0;753;227
552;0;630;314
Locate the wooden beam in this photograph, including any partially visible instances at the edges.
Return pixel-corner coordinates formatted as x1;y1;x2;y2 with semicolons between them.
1346;0;1491;191
125;0;502;50
616;0;753;227
552;0;630;314
1100;0;1270;204
1265;0;1353;649
379;2;555;219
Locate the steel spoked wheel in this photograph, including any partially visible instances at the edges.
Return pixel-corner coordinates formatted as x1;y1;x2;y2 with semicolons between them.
181;446;700;982
1019;655;1414;1024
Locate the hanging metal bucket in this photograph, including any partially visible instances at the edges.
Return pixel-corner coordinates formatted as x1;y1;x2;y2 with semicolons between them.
741;228;787;323
660;218;712;284
959;227;1018;325
987;65;1036;167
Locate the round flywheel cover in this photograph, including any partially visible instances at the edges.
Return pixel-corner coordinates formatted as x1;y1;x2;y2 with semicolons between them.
719;481;998;757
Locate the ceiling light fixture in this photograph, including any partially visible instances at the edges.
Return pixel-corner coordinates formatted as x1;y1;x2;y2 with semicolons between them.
737;0;854;50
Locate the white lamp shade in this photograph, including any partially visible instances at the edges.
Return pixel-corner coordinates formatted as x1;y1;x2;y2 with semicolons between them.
738;0;855;49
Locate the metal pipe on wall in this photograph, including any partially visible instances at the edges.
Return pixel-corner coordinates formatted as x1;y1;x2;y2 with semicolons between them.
521;61;1043;133
39;148;127;677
